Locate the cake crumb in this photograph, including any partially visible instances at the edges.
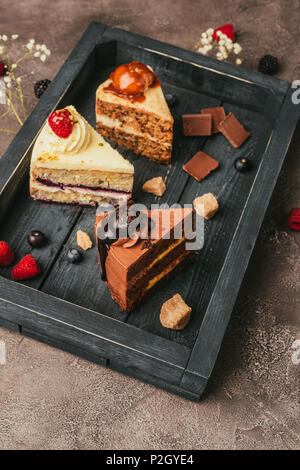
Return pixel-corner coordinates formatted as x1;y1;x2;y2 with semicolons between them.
160;294;191;330
76;230;93;250
193;193;219;219
142;176;166;197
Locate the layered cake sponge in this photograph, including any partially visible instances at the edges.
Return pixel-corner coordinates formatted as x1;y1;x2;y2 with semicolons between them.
95;205;194;311
30;106;134;206
96;61;173;164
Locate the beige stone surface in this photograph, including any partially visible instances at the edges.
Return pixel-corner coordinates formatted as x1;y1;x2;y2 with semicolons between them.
0;0;299;450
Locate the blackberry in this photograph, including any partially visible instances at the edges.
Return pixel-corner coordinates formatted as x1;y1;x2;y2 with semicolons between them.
165;93;177;107
258;55;279;75
34;79;51;99
67;249;82;264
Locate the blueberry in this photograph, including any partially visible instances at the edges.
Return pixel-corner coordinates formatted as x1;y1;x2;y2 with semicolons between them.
28;230;47;248
234;157;252;172
67;248;82;264
165;93;177;107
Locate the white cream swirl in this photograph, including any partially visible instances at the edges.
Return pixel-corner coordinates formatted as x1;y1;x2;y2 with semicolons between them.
45;105;91;155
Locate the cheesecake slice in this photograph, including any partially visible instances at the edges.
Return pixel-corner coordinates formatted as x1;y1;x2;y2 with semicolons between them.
30;106;134;206
96;61;174;164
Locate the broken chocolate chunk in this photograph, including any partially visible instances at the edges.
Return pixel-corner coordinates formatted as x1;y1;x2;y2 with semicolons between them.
201;106;226;133
182;113;212;136
218;112;250;148
182;151;219;182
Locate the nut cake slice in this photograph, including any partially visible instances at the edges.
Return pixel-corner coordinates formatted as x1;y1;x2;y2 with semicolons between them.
30;106;134;206
96;61;174;164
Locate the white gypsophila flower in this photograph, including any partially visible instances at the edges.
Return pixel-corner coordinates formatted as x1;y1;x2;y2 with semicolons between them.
35;44;41;50
2;35;8;42
45;49;51;56
216;31;221;37
34;51;40;57
29;38;35;44
11;34;19;40
26;42;34;51
207;28;214;35
41;44;47;51
16;77;21;82
11;64;17;69
3;76;11;83
236;58;242;65
40;54;46;62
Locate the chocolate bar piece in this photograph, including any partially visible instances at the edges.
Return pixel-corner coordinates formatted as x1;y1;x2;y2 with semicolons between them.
182;113;212;136
201;106;226;133
182;151;219;182
218;112;250;148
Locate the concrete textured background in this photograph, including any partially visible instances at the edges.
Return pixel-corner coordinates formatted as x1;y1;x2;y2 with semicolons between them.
0;0;299;450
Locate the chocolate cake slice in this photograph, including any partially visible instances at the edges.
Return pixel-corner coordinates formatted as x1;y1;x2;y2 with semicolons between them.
95;205;195;311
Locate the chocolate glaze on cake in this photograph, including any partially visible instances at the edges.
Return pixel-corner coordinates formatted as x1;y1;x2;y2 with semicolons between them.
95;205;195;311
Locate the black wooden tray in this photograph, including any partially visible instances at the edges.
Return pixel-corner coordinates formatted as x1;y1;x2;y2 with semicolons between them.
0;23;299;401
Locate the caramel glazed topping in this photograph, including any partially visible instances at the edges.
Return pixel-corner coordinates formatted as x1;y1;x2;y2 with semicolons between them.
97;201;154;281
104;61;159;103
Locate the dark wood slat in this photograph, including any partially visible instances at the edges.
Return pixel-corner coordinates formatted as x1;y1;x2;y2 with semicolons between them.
0;278;191;378
125;102;271;348
40;208;129;322
102;24;289;97
182;86;300;382
0;182;82;289
0;317;20;333
40;45;220;324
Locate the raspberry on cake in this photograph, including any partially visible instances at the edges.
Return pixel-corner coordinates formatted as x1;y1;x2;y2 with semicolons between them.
30;105;134;206
95;61;174;165
95;204;195;311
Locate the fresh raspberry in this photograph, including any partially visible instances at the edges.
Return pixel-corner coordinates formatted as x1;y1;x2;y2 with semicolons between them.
213;24;235;42
0;241;14;266
0;61;5;76
48;108;73;138
12;254;40;281
287;208;300;231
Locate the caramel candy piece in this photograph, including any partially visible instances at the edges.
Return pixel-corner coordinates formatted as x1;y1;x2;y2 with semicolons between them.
77;230;93;250
142;176;166;196
201;106;226;133
182;113;212;136
193;193;219;219
218;112;250;148
160;294;192;330
183;151;219;182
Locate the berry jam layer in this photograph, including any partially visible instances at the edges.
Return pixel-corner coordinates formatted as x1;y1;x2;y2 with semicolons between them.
30;178;131;207
35;177;131;195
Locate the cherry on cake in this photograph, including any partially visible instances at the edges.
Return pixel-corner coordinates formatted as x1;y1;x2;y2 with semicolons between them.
95;61;174;165
30;106;134;206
